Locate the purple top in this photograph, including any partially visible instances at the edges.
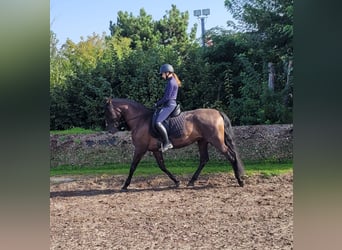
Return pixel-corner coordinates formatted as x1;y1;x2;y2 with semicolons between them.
156;76;179;106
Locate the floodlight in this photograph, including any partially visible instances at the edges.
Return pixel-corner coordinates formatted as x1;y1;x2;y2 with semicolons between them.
202;9;210;16
193;8;211;47
193;9;201;17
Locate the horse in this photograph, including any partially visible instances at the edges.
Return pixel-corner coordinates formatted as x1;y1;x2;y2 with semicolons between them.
104;98;245;190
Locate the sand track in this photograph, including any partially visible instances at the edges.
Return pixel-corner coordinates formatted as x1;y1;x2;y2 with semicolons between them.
50;173;293;249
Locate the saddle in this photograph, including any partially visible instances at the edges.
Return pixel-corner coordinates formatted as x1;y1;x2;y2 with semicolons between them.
151;104;184;138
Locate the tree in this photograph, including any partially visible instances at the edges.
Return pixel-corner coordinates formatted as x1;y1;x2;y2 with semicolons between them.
50;34;113;129
50;30;73;88
107;5;200;107
50;3;293;130
156;4;197;52
224;0;293;83
109;5;197;52
224;0;293;124
109;8;160;50
62;34;108;74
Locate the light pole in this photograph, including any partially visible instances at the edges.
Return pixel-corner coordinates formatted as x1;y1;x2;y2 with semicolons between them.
193;8;210;47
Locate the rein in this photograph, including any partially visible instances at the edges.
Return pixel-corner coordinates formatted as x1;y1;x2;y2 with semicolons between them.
119;106;155;123
108;99;154;130
116;109;153;131
124;114;144;123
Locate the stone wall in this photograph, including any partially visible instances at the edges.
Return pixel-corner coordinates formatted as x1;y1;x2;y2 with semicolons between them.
50;124;293;167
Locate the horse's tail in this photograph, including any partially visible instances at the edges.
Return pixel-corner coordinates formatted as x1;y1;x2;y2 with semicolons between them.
219;111;245;177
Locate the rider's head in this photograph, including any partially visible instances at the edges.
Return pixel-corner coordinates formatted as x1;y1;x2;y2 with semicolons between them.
159;64;174;79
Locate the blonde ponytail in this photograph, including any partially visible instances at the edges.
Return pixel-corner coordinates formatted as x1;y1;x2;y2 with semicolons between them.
172;73;182;87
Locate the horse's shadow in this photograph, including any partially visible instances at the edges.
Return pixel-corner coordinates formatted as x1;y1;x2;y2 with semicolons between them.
50;184;218;198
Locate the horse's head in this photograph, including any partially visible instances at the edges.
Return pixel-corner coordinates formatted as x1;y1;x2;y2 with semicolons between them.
104;98;123;134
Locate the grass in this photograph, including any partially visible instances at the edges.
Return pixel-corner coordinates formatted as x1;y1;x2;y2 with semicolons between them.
50;160;292;177
50;127;101;135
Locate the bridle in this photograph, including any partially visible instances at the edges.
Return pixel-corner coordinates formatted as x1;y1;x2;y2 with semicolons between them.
111;107;146;131
109;107;128;131
106;98;154;131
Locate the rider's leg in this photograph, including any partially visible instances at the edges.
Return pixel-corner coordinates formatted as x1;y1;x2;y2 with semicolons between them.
155;122;173;152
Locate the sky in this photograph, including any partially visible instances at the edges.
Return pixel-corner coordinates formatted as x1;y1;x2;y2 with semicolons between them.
50;0;234;47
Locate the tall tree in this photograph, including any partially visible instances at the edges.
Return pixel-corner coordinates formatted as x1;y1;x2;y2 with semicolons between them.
50;34;113;129
109;5;197;52
50;30;73;88
224;0;293;124
109;8;159;50
156;4;197;52
224;0;293;74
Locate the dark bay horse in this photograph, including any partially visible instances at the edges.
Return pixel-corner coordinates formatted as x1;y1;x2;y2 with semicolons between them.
104;98;245;190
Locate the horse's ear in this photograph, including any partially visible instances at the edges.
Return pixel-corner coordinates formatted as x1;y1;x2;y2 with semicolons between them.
105;97;112;104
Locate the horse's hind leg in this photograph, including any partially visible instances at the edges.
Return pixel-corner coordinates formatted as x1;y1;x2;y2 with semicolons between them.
188;140;209;186
153;151;179;187
211;138;245;187
225;148;245;187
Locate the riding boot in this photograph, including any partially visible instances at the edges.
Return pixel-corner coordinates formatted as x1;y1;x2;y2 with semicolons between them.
155;122;173;152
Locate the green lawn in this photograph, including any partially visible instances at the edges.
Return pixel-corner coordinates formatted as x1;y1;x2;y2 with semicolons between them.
50;127;101;135
50;160;292;177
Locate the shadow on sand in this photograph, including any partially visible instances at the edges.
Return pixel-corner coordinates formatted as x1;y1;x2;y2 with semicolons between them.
49;183;221;198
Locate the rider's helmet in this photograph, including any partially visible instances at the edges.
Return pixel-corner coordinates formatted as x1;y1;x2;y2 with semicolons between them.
159;64;174;74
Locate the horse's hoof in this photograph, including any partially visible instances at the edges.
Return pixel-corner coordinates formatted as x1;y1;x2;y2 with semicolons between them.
238;179;244;187
121;187;128;192
187;182;194;187
175;181;180;188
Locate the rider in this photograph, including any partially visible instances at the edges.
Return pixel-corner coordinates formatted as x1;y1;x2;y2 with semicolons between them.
155;63;182;152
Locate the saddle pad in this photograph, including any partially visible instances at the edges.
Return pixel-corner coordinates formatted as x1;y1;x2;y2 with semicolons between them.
167;112;185;138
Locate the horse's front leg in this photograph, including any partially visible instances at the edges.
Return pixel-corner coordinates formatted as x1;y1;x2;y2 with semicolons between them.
122;149;146;190
153;151;180;187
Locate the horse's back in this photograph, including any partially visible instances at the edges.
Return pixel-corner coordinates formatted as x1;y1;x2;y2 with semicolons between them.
180;108;224;138
186;108;222;123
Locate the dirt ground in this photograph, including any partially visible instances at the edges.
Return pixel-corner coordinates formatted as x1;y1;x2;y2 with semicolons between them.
50;172;293;250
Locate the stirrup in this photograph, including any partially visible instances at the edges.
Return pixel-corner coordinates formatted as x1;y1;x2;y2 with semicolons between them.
160;142;173;152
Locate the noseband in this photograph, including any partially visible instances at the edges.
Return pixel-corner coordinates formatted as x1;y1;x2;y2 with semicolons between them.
112;108;129;131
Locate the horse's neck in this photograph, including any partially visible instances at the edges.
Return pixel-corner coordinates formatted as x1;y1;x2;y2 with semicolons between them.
121;102;150;121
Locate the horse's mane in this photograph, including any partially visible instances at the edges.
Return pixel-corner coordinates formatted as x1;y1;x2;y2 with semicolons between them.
112;98;153;115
